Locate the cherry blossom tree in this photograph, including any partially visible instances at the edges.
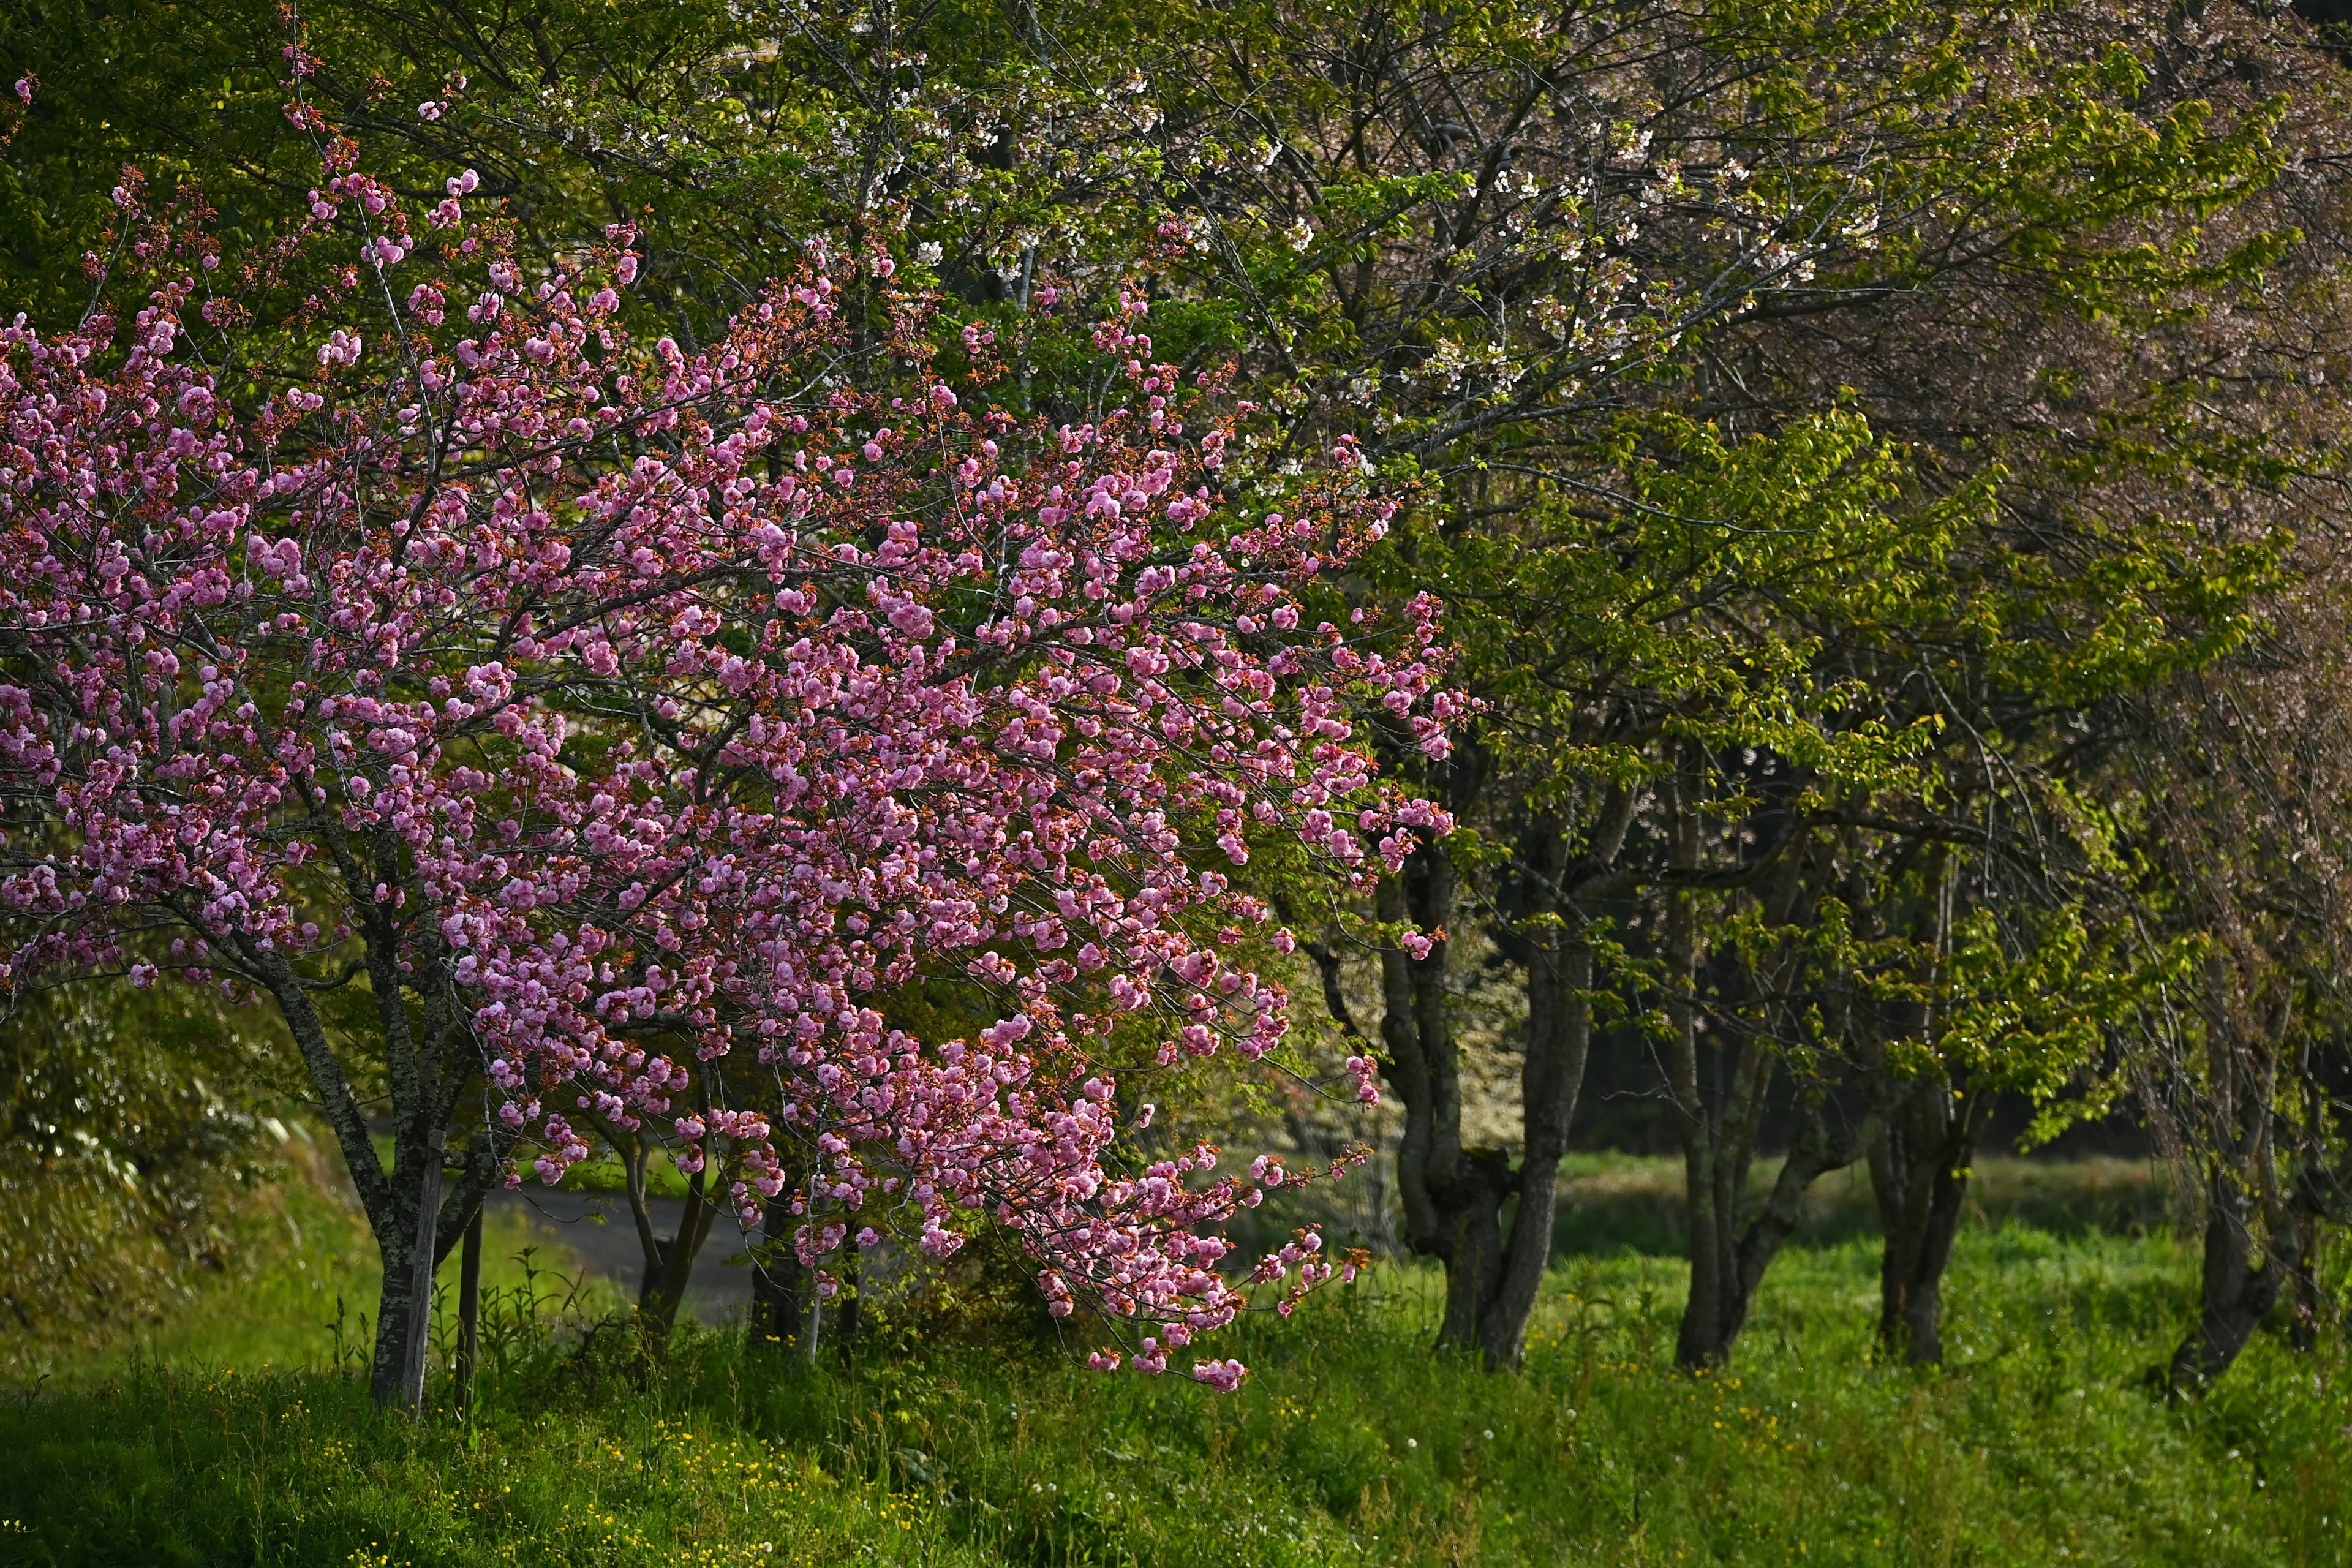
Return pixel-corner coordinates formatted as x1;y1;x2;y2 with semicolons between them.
0;67;1455;1403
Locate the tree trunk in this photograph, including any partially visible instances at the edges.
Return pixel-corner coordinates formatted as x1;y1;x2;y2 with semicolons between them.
2166;963;2301;1396
390;1128;445;1409
634;1164;721;1354
1678;1090;1864;1367
366;1123;466;1406
2168;1166;2294;1395
368;1189;428;1402
832;1249;862;1363
1672;1030;1770;1370
1379;843;1502;1355
1662;748;1757;1371
242;938;512;1409
1664;767;1868;1370
1429;1150;1512;1351
748;1145;815;1354
356;1138;507;1407
454;1205;483;1412
1477;927;1592;1369
1378;829;1597;1368
1869;1079;1992;1365
1378;841;1523;1360
1371;745;1627;1371
2283;1087;2336;1354
595;1102;727;1355
750;1227;807;1352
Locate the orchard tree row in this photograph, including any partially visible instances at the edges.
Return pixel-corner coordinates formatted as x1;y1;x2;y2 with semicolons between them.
6;0;2352;1406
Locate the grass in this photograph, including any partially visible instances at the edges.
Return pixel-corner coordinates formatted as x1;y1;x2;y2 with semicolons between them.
2;1172;2348;1566
1548;1154;2175;1255
12;1165;625;1387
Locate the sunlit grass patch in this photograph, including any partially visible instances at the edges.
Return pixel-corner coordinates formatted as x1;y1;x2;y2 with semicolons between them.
4;1191;2348;1565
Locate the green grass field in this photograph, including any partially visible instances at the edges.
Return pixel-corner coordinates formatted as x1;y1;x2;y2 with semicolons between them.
2;1166;2346;1567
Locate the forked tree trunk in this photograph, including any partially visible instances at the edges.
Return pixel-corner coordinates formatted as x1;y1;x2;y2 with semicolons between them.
1376;802;1611;1369
1677;1090;1865;1368
1869;1079;1993;1365
2168;1166;2297;1395
594;1084;733;1357
631;1159;722;1354
241;938;513;1409
1378;847;1507;1353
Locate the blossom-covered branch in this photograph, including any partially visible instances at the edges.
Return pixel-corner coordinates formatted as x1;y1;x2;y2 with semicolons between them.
0;67;1458;1395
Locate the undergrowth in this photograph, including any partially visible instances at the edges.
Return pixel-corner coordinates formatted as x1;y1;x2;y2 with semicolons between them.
2;1217;2350;1566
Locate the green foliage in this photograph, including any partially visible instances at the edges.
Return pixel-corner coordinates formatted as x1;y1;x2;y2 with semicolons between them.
0;982;290;1371
0;0;1210;347
0;0;754;322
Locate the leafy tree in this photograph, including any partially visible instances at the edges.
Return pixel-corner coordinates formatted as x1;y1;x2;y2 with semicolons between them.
2117;541;2352;1392
1148;0;2328;1370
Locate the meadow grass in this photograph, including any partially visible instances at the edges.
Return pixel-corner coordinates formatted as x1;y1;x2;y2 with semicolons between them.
2;1186;2348;1566
11;1169;625;1387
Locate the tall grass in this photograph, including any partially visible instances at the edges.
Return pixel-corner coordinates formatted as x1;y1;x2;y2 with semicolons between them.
3;1212;2349;1566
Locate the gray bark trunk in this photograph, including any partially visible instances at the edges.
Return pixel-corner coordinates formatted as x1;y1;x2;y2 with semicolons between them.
454;1205;483;1411
1679;1090;1864;1368
1478;931;1591;1368
631;1157;721;1352
1379;832;1608;1365
2168;1166;2295;1394
1368;734;1634;1371
1869;1079;1991;1365
1664;756;1868;1370
391;1128;445;1409
237;938;510;1407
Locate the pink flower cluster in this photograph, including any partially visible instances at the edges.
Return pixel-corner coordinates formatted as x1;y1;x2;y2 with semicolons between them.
0;91;1457;1383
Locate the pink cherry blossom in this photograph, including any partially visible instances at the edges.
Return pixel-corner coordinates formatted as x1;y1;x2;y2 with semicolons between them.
0;78;1458;1385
